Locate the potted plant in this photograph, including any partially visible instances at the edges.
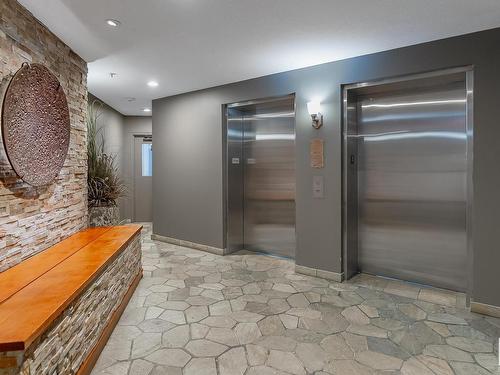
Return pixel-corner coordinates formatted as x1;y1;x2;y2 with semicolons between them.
87;100;125;227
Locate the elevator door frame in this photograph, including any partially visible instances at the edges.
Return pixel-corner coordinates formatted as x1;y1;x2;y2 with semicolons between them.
223;93;297;257
342;67;474;298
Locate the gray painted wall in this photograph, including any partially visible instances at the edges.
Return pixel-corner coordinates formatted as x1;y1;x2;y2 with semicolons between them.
89;93;124;170
153;28;500;307
88;94;152;221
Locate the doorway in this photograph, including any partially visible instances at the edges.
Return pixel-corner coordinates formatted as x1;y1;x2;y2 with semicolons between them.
133;135;153;222
343;68;473;292
225;95;296;258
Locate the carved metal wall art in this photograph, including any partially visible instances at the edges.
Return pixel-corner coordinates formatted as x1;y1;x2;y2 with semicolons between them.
1;63;70;186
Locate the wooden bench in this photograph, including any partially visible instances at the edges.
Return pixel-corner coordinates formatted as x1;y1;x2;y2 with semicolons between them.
0;224;143;375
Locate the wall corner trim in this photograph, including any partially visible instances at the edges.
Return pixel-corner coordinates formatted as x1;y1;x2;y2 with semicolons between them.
151;234;225;256
295;265;344;283
470;301;500;318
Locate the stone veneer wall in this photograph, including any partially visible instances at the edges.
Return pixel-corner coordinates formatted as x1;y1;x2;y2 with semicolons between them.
0;233;142;375
0;0;88;271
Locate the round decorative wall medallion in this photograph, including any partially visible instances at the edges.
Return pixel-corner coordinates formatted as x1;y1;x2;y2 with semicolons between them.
1;63;70;187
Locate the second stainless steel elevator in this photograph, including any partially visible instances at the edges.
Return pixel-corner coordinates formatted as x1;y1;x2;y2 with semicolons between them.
226;95;296;258
343;69;473;292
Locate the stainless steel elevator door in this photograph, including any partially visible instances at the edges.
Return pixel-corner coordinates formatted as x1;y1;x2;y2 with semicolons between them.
226;109;244;253
243;99;296;258
357;80;467;291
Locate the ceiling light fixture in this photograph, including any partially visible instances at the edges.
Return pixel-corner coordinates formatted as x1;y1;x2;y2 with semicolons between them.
106;19;121;27
143;108;151;112
147;81;159;88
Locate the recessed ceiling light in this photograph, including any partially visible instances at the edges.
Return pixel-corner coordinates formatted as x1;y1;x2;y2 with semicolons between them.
106;19;121;27
147;81;159;87
143;108;152;112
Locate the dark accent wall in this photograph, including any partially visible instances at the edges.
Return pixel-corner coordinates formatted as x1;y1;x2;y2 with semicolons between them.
153;28;500;307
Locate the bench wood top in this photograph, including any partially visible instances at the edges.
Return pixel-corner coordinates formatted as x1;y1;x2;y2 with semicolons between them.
0;224;142;351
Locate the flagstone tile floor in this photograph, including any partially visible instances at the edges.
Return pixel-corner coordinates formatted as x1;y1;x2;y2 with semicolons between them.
92;224;499;374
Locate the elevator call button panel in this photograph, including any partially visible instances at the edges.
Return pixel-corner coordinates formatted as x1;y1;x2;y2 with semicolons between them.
313;175;324;198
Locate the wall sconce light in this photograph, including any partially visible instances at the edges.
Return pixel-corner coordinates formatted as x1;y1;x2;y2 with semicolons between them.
307;101;323;129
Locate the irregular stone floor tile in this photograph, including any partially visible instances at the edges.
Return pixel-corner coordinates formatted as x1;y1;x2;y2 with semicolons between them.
91;223;500;374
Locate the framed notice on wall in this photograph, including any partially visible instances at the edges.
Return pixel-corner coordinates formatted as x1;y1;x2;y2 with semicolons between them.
310;138;324;168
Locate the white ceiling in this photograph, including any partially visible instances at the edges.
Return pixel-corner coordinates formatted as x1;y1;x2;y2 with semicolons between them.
19;0;500;116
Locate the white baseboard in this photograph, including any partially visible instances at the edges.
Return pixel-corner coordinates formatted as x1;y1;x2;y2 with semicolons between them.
295;264;344;282
151;233;225;256
471;301;500;318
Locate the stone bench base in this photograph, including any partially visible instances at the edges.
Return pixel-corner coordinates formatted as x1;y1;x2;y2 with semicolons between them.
0;230;142;375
